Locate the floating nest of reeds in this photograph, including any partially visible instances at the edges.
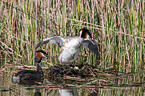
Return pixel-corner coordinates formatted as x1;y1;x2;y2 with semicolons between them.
45;63;122;87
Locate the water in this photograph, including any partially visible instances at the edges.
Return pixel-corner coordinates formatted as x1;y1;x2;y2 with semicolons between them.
0;61;144;96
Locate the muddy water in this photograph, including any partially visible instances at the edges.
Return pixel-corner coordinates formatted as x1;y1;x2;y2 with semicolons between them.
0;62;144;96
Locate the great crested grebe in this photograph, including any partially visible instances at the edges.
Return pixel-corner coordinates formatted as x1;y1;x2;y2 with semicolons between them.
12;50;52;84
35;28;99;63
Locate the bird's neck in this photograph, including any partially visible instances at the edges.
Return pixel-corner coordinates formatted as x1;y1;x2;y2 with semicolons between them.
36;63;43;73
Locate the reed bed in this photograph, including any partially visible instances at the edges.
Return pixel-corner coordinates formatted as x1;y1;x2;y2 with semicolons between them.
0;0;144;72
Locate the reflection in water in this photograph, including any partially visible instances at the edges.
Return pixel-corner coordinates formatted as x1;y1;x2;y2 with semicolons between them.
88;89;99;96
89;92;98;96
59;88;78;96
34;88;41;96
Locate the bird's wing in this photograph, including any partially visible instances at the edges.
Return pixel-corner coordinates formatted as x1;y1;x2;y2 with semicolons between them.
83;39;99;55
35;36;64;49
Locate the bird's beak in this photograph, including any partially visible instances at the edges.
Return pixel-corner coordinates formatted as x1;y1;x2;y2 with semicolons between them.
90;38;97;45
45;55;53;57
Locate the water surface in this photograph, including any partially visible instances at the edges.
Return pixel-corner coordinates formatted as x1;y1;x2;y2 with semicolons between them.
0;62;144;96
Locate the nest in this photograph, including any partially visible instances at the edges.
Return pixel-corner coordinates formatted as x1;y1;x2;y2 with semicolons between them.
45;63;119;87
